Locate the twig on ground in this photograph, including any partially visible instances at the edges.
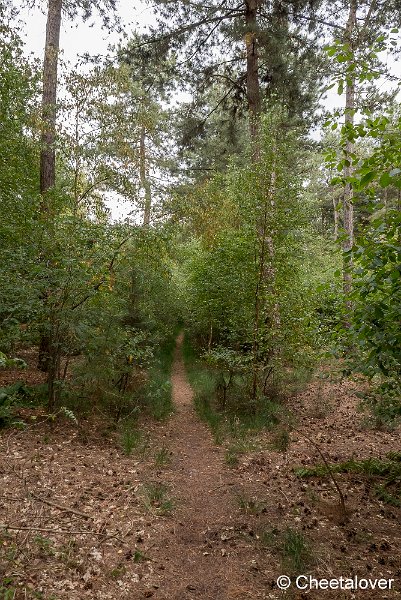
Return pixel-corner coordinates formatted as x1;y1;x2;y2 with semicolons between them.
300;432;348;523
30;493;93;520
279;488;290;503
0;524;122;541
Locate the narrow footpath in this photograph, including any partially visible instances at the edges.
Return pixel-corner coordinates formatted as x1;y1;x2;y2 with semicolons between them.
143;333;267;600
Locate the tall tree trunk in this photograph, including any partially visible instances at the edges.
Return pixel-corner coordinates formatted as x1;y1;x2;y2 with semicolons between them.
333;196;339;240
245;0;263;400
40;0;62;205
245;0;261;160
342;0;357;328
252;164;279;402
38;0;63;410
140;126;152;226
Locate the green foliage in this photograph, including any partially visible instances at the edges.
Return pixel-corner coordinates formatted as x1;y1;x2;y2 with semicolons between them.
344;116;401;419
224;446;240;467
203;346;251;409
183;334;290;444
362;383;401;429
1;4;180;412
178;111;321;415
44;226;179;419
182;334;223;442
0;382;35;428
0;583;17;600
0;352;27;369
59;406;78;424
324;28;401;420
295;455;401;478
0;6;41;353
351;211;401;384
119;421;145;456
260;527;313;575
295;454;401;507
144;376;173;421
141;331;177;421
281;529;312;575
34;535;54;557
270;427;290;453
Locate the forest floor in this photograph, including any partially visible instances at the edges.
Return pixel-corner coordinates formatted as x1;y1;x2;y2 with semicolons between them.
0;335;400;599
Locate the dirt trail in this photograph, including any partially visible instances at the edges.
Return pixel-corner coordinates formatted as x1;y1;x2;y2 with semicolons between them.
146;333;266;600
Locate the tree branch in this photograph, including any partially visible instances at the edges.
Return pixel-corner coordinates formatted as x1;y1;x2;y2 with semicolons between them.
70;237;131;311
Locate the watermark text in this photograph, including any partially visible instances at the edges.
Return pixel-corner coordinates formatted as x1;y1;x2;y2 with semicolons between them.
276;575;395;591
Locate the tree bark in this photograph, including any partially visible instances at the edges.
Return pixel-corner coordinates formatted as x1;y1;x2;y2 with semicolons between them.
140;126;152;226
40;0;63;204
38;0;62;392
252;165;279;402
245;0;261;160
342;0;357;328
333;196;339;240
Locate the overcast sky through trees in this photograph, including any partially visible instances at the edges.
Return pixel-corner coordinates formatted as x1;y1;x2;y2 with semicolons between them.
15;0;401;221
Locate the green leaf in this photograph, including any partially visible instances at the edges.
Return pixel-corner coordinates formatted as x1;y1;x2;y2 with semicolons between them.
359;171;376;187
379;173;391;187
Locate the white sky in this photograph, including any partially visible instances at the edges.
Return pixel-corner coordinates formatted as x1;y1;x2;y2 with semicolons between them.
17;0;155;62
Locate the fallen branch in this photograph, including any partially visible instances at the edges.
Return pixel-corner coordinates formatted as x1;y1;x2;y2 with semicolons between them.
0;524;122;541
300;432;348;523
30;493;92;520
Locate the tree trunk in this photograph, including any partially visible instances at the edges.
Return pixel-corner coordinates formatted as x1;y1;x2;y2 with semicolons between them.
245;0;261;160
342;0;357;328
140;126;152;226
37;0;62;405
333;196;339;240
40;0;63;204
252;166;279;402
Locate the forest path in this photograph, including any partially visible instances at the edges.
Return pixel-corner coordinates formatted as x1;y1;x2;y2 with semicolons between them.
144;333;266;600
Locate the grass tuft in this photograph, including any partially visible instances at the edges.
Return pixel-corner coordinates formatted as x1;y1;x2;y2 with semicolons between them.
154;445;171;467
119;420;148;457
260;526;313;575
142;482;174;515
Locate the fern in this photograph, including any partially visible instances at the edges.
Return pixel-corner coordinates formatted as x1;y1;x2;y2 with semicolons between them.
60;406;78;424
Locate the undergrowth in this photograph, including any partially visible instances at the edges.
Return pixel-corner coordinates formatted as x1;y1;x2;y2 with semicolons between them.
359;381;401;430
63;330;177;425
0;382;47;428
119;421;148;457
144;333;176;421
182;334;293;445
296;453;401;507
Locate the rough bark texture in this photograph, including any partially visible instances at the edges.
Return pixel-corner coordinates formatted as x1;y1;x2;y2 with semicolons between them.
140;126;152;226
333;196;339;240
252;167;278;401
38;0;62;386
342;0;357;328
245;0;261;160
40;0;62;203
